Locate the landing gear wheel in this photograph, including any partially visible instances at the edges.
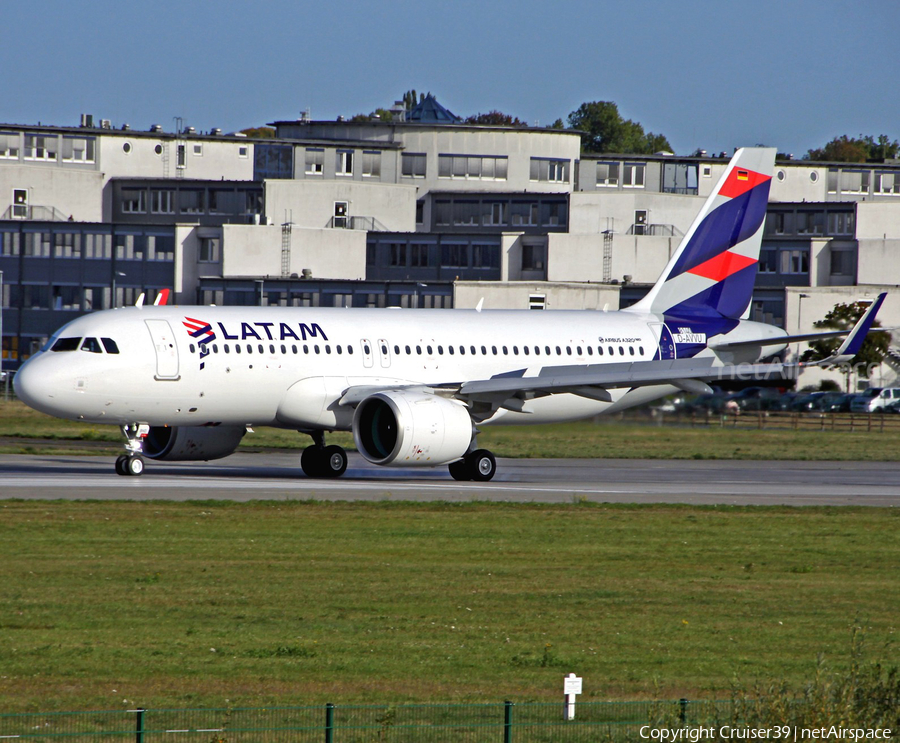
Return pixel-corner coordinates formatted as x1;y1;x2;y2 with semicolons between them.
448;459;471;481
301;446;323;478
115;455;129;476
466;449;496;482
321;445;347;478
125;455;144;477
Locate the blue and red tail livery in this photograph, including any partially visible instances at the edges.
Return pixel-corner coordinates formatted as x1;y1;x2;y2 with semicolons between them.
629;148;775;322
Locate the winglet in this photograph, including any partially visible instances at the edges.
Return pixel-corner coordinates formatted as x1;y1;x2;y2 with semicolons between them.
475;297;484;313
135;293;145;308
154;288;170;306
803;292;887;367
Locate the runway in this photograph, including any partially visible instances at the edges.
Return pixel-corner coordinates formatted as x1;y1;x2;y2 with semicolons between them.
0;452;897;506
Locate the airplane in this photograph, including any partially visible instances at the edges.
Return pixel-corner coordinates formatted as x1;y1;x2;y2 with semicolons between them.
13;148;887;481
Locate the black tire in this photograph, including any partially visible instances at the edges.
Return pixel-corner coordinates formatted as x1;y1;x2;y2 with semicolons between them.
466;449;496;482
300;446;322;478
115;455;129;476
322;445;348;478
126;456;144;477
448;459;470;481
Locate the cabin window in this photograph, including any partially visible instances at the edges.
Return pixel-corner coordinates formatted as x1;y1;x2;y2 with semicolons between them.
566;346;572;355
524;346;530;356
470;345;476;355
325;345;331;354
619;346;625;355
459;346;465;355
608;346;614;355
416;346;422;355
437;346;443;355
639;346;645;356
513;346;519;355
189;344;196;354
405;345;411;355
502;346;508;355
213;344;218;354
629;346;635;356
347;345;353;355
427;345;433;355
303;345;309;354
587;347;593;356
101;338;120;354
394;345;400;355
336;345;342;355
314;345;320;354
269;344;275;354
449;346;455;355
235;345;241;355
598;346;604;356
576;346;582;355
258;344;264;354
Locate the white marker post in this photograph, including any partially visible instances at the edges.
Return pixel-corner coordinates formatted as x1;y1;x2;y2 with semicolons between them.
564;673;582;720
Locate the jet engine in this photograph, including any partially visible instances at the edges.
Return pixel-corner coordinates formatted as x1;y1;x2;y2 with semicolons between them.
353;391;472;466
142;425;246;461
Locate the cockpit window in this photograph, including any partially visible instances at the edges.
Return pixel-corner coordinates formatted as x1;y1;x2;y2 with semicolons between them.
101;338;120;354
81;337;103;353
51;337;82;352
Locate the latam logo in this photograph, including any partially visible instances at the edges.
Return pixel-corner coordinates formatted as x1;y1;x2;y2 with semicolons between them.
672;327;707;345
183;317;216;369
182;317;330;370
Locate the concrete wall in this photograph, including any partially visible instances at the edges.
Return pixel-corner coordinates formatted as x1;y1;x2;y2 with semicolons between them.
454;280;620;311
0;165;104;221
263;179;417;231
221;224;367;280
569;190;704;236
769;164;828;203
546;232;678;285
98;134;253;182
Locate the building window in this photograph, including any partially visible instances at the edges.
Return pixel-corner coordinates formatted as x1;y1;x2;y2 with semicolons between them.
452;201;480;227
662;162;698;195
24;134;58;161
529;294;546;310
472;243;499;269
305;148;324;175
389;243;406;266
828;212;854;235
121;189;147;214
530;158;569;183
416;200;424;225
150;189;174;214
796;211;824;235
781;249;809;274
199;237;220;263
484;202;508;226
176;144;186;169
623;163;645;188
53;233;81;258
759;248;777;273
437;154;507;180
830;250;854;276
434;201;451;226
147;235;175;262
401;153;426;178
254;144;293;179
596;162;619;187
362;151;381;178
522;243;546;271
874;172;900;195
62;136;95;162
0;132;20;159
193;143;203;156
409;243;429;267
441;244;468;268
238;145;248;158
510;202;538;227
115;234;144;261
840;170;869;194
336;150;353;176
12;189;28;218
180;189;205;214
541;201;566;227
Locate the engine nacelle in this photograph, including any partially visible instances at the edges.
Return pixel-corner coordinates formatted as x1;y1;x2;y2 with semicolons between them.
142;425;246;461
353;391;473;466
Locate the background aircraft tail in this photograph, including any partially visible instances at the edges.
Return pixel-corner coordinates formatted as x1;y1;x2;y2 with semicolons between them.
628;147;775;320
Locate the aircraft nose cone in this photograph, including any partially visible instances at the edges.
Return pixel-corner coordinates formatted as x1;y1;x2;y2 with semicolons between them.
13;357;55;414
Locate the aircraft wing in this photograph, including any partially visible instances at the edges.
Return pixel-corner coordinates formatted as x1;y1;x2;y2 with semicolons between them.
455;357;792;405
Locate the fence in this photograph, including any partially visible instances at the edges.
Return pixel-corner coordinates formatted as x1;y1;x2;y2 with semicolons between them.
634;410;900;434
0;700;729;742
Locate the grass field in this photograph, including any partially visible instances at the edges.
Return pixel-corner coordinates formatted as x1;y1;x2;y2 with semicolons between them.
3;399;900;460
1;501;898;712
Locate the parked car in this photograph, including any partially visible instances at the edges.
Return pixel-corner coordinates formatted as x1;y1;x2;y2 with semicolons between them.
792;391;849;413
849;387;900;413
728;386;785;411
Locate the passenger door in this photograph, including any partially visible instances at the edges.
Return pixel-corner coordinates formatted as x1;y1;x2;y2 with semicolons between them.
144;319;180;380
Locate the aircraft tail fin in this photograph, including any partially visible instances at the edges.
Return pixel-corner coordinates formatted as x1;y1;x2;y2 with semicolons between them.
627;147;775;320
154;288;170;306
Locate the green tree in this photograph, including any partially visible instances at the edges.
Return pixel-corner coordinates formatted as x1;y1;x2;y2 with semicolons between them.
799;301;890;383
806;134;899;162
464;110;527;127
567;101;672;154
239;126;275;138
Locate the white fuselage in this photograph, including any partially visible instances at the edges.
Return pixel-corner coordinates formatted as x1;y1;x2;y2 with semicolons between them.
14;305;786;431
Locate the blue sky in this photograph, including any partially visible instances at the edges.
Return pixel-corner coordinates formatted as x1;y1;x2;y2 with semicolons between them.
2;0;897;157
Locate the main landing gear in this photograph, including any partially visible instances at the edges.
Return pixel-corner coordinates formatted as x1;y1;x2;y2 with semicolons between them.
448;448;497;482
115;423;148;477
300;431;348;479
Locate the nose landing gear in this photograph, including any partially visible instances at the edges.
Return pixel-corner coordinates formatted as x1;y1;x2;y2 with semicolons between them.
115;423;148;477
